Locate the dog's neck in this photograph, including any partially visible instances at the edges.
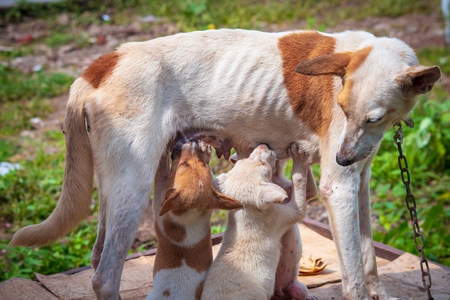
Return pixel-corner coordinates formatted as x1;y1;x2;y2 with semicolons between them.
156;210;213;247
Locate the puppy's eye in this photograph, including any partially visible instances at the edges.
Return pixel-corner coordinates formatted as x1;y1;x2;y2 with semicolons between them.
261;167;271;177
367;116;383;124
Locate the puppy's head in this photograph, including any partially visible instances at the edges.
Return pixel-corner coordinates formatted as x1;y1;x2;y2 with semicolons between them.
216;144;288;210
160;138;242;216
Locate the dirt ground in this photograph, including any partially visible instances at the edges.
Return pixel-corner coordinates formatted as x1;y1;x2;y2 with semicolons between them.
1;10;448;247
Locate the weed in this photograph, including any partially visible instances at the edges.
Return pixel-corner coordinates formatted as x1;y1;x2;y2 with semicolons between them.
0;220;98;281
370;91;450;266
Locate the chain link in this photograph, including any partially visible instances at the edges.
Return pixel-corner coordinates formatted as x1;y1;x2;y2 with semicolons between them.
393;123;433;299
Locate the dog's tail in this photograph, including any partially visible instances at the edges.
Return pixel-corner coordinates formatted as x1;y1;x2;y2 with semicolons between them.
10;79;94;247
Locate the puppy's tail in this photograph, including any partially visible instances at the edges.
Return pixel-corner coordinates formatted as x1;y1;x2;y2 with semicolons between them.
10;79;94;247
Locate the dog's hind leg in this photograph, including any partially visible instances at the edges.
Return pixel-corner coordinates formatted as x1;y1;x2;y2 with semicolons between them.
273;226;312;300
91;194;106;270
90;127;171;299
91;167;154;300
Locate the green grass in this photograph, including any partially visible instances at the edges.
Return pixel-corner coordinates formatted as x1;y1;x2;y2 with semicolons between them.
0;66;73;104
0;65;73;135
0;46;35;61
43;32;91;49
0;132;98;281
1;0;439;30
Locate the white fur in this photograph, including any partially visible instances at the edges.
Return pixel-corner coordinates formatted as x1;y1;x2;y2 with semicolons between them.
201;144;311;300
149;261;207;300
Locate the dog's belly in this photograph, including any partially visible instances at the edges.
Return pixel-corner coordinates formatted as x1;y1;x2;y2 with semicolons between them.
107;30;326;161
201;123;319;160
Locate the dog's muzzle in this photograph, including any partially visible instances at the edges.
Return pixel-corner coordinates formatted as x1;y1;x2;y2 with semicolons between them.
336;154;354;167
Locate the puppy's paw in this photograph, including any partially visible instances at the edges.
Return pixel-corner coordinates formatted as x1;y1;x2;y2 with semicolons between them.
288;143;309;164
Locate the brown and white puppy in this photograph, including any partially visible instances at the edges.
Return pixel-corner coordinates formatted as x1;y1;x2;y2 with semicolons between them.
201;144;314;300
10;29;440;299
148;138;241;300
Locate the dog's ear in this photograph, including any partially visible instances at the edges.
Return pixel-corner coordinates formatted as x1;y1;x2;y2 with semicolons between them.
295;52;352;77
396;65;441;95
159;188;180;216
258;182;289;207
210;190;243;210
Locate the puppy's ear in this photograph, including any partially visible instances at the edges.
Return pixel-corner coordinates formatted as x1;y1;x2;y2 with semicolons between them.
295;52;352;77
210;190;243;211
258;182;289;206
213;173;228;191
396;65;441;95
159;188;180;216
229;153;239;164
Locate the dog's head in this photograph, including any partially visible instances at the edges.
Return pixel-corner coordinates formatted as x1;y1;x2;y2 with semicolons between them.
295;38;441;166
215;144;288;210
159;138;242;216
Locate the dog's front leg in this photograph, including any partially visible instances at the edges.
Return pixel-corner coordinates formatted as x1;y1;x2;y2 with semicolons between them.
359;161;403;300
320;161;371;299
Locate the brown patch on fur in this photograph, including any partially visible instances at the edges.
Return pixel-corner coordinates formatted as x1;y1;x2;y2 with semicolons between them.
153;224;213;274
82;52;120;88
162;290;170;297
162;218;187;243
160;145;241;216
345;47;373;76
337;47;372;117
278;31;336;136
337;79;354;116
195;281;204;300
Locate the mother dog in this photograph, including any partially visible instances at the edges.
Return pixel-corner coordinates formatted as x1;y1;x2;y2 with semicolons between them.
10;29;440;299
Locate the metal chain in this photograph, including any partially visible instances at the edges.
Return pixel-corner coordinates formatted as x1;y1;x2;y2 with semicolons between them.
393;123;433;300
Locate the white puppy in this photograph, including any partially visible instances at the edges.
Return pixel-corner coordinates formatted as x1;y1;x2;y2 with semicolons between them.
201;144;314;300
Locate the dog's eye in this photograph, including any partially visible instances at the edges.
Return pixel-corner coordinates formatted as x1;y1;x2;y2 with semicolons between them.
367;116;383;124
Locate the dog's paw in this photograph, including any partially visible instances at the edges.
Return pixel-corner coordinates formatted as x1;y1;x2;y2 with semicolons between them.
368;282;405;300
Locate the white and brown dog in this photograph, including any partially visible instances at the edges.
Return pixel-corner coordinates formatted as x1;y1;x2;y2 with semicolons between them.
201;143;313;300
10;29;441;299
148;138;241;300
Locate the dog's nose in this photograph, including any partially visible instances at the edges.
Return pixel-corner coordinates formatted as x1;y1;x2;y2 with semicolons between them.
336;154;354;166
